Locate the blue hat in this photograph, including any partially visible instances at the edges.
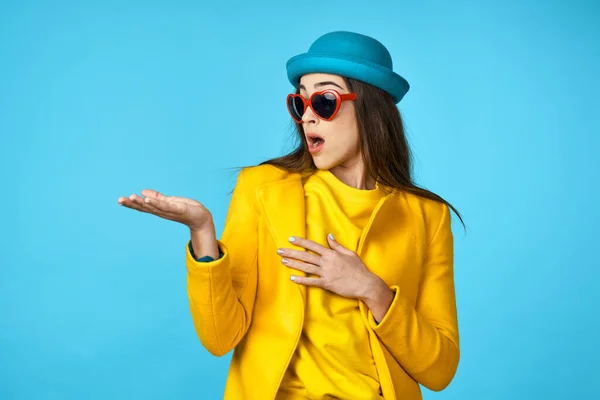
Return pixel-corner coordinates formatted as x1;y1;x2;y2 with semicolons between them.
286;31;410;104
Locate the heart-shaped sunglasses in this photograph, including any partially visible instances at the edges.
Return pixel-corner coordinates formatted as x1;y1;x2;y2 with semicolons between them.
287;89;357;123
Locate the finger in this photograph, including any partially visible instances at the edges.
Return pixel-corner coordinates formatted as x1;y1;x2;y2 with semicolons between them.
118;195;155;213
118;196;153;213
290;275;323;287
289;236;330;256
118;194;144;205
141;197;170;215
281;258;321;276
326;233;352;254
127;194;149;208
279;248;321;266
140;189;168;201
141;190;200;207
118;195;172;219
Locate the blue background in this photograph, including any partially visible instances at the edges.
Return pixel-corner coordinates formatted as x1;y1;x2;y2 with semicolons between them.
1;0;599;399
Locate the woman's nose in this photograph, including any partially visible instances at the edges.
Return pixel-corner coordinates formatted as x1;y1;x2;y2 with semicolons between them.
302;105;318;124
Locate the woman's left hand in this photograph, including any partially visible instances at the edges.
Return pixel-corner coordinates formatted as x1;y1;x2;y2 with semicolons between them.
278;234;382;301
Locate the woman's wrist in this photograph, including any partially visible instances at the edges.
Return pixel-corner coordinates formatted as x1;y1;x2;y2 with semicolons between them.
189;224;219;260
361;274;395;323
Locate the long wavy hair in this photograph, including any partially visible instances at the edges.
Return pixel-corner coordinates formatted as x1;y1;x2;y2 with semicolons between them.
236;77;465;230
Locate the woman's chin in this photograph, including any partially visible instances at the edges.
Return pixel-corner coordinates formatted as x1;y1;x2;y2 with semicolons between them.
312;157;332;170
312;152;349;170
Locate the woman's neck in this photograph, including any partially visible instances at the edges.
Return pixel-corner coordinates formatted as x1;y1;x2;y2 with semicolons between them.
329;161;376;190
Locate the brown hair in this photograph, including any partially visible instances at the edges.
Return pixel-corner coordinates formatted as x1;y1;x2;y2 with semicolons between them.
234;77;465;230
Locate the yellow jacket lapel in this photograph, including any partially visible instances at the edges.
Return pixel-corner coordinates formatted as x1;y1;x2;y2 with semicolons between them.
256;174;307;305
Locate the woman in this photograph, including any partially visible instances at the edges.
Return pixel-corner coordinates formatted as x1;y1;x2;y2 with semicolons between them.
118;31;462;400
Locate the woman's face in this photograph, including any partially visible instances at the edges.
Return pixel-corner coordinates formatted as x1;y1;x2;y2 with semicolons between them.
298;73;360;170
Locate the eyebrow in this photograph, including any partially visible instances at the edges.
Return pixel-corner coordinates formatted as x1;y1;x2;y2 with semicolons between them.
299;81;345;91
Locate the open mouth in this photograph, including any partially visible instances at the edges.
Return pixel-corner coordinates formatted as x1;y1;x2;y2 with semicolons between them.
307;134;325;149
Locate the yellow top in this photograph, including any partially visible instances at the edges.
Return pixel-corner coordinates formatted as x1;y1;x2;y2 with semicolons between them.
276;168;387;400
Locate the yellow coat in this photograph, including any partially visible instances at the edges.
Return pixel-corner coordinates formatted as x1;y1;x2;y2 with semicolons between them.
185;164;460;400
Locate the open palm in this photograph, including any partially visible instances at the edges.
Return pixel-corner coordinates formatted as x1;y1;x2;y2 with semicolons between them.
117;189;212;231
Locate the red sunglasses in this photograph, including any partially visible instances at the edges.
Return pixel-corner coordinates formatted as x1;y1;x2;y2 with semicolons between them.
287;89;357;123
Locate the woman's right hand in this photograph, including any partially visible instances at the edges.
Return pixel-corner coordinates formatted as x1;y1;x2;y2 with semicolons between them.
117;189;213;232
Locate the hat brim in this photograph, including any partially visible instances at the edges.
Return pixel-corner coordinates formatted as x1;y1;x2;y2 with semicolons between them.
286;52;410;104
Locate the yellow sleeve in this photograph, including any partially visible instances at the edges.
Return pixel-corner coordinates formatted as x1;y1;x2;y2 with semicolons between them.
367;203;459;391
185;168;259;357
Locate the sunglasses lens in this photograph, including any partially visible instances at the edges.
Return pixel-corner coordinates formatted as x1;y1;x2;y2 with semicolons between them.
312;92;338;119
288;96;304;121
